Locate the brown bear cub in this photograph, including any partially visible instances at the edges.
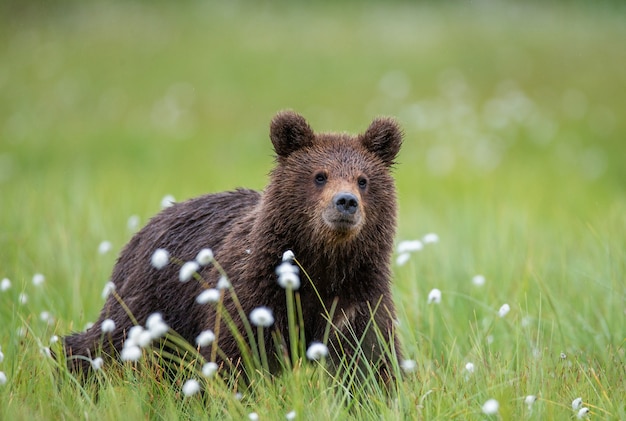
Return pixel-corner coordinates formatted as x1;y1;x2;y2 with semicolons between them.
63;111;403;382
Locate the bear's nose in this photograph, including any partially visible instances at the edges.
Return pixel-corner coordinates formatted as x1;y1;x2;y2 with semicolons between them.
334;192;359;215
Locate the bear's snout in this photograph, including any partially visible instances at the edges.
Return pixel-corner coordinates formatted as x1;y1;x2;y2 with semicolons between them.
334;192;359;215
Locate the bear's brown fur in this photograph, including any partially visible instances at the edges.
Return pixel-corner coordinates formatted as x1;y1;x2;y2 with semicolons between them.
63;111;403;380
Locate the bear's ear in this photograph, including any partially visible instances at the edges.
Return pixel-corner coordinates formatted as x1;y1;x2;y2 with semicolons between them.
361;117;403;166
270;111;315;158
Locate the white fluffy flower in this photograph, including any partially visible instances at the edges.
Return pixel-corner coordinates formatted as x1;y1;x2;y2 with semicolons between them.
151;249;170;270
101;281;116;299
146;313;169;339
250;307;274;327
0;349;4;363
577;407;590;419
285;411;296;420
101;318;116;333
32;273;45;286
182;379;201;397
196;288;221;304
396;253;411;266
216;275;231;290
427;288;442;304
525;395;536;408
202;362;218;378
572;397;583;410
196;330;215;347
127;214;140;231
98;241;112;255
161;194;176;208
465;362;475;373
482;398;499;415
1;278;12;291
121;345;142;361
282;250;295;262
18;293;28;305
306;342;329;360
397;240;423;253
0;371;6;386
422;233;439;244
400;359;417;372
472;274;486;286
195;248;214;266
179;261;200;282
498;303;511;318
277;264;300;290
248;413;259;421
91;357;104;371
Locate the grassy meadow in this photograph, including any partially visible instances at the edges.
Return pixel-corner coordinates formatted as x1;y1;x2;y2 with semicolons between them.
1;1;625;419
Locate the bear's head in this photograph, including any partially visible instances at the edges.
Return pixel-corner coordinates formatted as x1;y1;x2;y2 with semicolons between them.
266;111;403;249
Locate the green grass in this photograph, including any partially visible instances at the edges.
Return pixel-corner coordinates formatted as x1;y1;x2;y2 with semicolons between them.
1;1;625;419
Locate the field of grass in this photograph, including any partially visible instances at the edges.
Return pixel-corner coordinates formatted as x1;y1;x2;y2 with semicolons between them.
1;1;625;419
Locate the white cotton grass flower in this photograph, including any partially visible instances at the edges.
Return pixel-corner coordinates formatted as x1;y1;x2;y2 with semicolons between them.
128;325;152;348
422;233;439;244
482;398;499;415
182;379;201;397
18;293;28;305
217;275;231;290
41;347;52;358
572;397;583;410
127;214;140;231
32;273;45;286
120;345;142;361
525;395;537;409
306;342;329;360
0;372;6;386
161;194;176;208
179;261;200;282
0;348;4;363
465;362;475;373
146;313;169;339
151;248;170;270
196;330;215;347
577;407;590;419
40;311;54;324
50;335;59;344
250;307;274;327
248;413;259;421
98;241;112;255
560;352;567;359
196;288;221;304
101;281;116;299
282;250;295;262
101;318;116;333
427;288;442;304
202;362;218;378
397;240;423;253
400;359;417;373
285;411;296;420
472;274;486;286
276;262;300;290
195;248;214;266
396;252;411;266
498;303;511;317
1;278;11;291
91;357;104;371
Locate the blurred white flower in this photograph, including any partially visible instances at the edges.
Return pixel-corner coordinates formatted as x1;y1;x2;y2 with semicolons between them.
50;335;59;344
396;252;411;266
161;194;176;208
120;345;142;361
1;278;11;291
397;240;423;253
101;281;116;299
250;307;274;327
277;262;300;290
482;398;499;415
196;330;215;347
98;241;112;255
182;379;201;397
0;349;4;363
285;411;296;420
32;273;45;286
91;357;104;371
146;313;169;339
525;395;536;408
127;214;140;231
40;311;54;324
498;303;510;317
400;359;417;372
427;288;442;304
560;352;567;359
282;250;295;262
18;293;28;305
472;274;486;286
196;288;220;304
306;342;329;360
577;407;590;419
151;249;170;270
195;248;214;266
465;362;475;373
179;261;200;282
101;318;116;333
572;397;583;410
248;413;259;421
216;275;231;290
40;347;52;358
202;362;218;378
422;233;439;244
0;371;6;386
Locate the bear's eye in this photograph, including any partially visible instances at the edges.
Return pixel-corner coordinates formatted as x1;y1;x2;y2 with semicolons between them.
314;172;328;186
357;176;368;190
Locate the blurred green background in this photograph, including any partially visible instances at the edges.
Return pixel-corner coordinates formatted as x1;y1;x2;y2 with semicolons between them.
1;0;624;328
